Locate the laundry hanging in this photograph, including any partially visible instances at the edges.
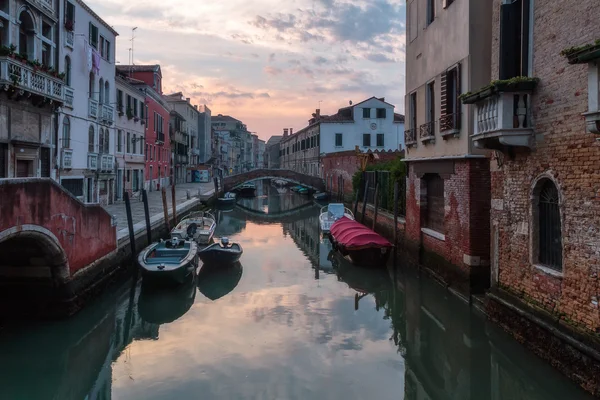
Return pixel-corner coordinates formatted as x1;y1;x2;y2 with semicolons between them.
84;41;93;73
92;49;101;75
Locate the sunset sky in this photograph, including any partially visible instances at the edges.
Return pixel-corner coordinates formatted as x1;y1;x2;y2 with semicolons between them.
88;0;407;141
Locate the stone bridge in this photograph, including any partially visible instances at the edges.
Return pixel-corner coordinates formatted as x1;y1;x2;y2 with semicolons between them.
234;201;317;224
0;178;117;315
222;169;325;192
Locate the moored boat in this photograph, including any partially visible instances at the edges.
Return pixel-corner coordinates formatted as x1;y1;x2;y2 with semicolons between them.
236;183;256;197
313;192;329;201
137;237;199;285
198;237;243;265
328;217;392;268
290;185;303;192
171;211;216;245
319;203;354;233
298;187;310;195
217;192;236;206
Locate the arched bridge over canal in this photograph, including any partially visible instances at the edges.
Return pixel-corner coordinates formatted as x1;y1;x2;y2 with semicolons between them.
233;201;317;224
222;169;325;192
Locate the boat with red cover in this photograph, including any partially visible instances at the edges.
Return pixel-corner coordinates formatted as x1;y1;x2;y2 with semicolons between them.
328;217;393;268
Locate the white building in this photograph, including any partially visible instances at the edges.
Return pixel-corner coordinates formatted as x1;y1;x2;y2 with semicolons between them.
319;97;405;155
114;74;145;200
57;0;117;204
165;92;198;182
0;0;65;180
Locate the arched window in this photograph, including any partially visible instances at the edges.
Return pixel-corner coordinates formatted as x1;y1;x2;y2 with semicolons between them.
89;72;95;99
103;128;109;154
62;117;70;148
535;179;562;270
18;10;35;60
88;125;95;153
104;81;110;106
98;128;104;154
64;56;71;86
98;78;104;104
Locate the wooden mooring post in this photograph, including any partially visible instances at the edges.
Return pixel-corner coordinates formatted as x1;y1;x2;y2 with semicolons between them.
124;192;136;257
393;180;399;245
161;187;170;231
171;184;177;226
142;189;152;245
361;178;370;224
372;183;379;231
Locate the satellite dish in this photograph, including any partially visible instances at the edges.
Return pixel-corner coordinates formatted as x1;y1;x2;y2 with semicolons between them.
349;100;353;105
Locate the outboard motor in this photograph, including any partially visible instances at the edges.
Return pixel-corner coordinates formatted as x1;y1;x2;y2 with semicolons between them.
171;237;180;248
221;237;230;247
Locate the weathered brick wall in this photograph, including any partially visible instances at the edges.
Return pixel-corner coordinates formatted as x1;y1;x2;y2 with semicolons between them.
322;150;403;196
491;0;600;332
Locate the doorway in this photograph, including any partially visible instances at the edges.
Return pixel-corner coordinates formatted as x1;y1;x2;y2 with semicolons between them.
16;160;33;177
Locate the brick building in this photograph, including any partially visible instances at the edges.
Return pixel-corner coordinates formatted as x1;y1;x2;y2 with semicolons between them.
404;0;493;295
460;0;600;393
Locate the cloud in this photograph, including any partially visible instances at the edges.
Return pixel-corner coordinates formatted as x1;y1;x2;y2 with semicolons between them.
313;56;328;65
250;53;260;58
264;66;282;76
268;53;276;63
365;53;395;63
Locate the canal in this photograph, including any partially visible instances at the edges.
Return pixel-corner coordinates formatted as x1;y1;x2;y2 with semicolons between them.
0;180;593;399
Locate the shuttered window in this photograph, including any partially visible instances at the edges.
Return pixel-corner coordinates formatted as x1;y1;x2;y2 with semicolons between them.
440;64;461;132
40;147;50;177
425;174;444;233
499;0;530;79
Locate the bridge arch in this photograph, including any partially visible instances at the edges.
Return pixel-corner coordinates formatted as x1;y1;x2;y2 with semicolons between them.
0;224;70;285
222;169;326;192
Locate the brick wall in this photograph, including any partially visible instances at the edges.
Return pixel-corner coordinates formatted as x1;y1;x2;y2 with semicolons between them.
322;150;403;197
490;0;600;332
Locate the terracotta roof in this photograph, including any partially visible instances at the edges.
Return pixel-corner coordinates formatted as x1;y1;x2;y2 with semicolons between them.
394;113;405;122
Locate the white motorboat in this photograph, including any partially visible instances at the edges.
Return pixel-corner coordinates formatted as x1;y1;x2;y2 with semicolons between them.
171;211;217;245
319;203;354;233
217;192;236;205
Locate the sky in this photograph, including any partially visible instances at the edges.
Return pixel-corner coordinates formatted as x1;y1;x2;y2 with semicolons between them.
87;0;407;141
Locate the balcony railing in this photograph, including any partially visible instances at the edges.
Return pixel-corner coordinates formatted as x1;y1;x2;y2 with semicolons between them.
88;153;98;170
61;148;73;169
64;30;74;48
88;98;99;119
0;56;64;103
101;104;114;124
471;92;534;150
419;121;435;143
64;87;74;108
405;128;416;147
100;154;114;172
439;113;460;138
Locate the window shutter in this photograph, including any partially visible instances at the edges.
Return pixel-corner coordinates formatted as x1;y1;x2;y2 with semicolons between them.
455;63;461;129
89;22;92;44
440;71;448;117
499;1;522;80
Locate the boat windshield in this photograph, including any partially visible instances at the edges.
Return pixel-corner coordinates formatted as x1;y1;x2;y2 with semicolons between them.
328;204;345;219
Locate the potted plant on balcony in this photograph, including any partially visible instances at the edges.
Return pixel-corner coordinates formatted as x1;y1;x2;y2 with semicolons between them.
64;19;74;32
126;107;134;120
459;76;539;104
561;39;600;64
57;72;66;81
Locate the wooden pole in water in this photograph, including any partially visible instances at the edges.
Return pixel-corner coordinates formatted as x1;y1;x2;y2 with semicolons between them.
162;187;170;231
361;178;370;224
213;176;219;195
142;189;152;245
124;192;136;257
372;183;379;230
171;184;177;226
393;180;399;245
352;188;359;217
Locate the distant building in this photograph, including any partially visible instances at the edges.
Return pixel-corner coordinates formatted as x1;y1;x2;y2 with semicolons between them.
211;114;254;174
197;105;212;165
265;135;283;168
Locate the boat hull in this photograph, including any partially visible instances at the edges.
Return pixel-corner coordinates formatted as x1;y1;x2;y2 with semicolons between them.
339;246;391;269
139;255;198;285
217;197;236;205
138;241;199;286
198;243;243;265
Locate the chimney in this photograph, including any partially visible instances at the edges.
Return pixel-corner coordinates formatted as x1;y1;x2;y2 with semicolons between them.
186;97;191;103
284;128;289;137
194;105;198;110
316;109;320;118
290;128;293;135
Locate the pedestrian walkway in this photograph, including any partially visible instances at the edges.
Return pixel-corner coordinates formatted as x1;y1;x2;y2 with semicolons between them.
103;182;215;231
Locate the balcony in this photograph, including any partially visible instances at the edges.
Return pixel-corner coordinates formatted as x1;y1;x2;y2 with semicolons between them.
419;121;435;143
64;30;74;48
88;98;99;119
101;104;114;124
64;87;74;108
88;153;98;170
61;148;73;169
439;113;460;138
405;128;417;147
0;57;64;103
462;78;538;151
100;154;114;172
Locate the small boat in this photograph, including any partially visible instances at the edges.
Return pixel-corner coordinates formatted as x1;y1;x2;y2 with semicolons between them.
313;192;329;201
290;185;303;192
217;192;236;205
319;203;354;233
236;183;256;197
137;237;199;284
198;237;243;265
329;217;393;268
171;211;216;245
298;187;310;195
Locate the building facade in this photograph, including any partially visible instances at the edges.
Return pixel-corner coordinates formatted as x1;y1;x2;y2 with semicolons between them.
57;0;117;205
211;114;254;174
0;0;64;182
114;74;145;199
404;0;493;294
117;65;170;191
197;104;211;164
280;126;320;176
169;110;188;184
264;135;282;168
165;92;198;177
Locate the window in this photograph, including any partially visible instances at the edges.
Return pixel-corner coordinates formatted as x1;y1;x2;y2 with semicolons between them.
363;134;371;147
145;144;148;161
425;174;444;232
117;130;122;152
376;133;384;147
18;11;35;60
89;72;95;99
133;98;138;117
426;0;435;25
89;22;98;49
64;56;71;86
126;94;132;114
132;134;137;154
335;133;343;147
410;92;417;129
103;38;110;61
62;178;84;197
440;64;461;132
99;128;104;153
126;132;131;153
42;42;51;67
65;1;75;25
499;0;531;79
88;125;95;152
363;108;371;118
426;81;435;123
536;179;562;270
117;90;123;112
103;129;109;153
99;36;105;58
104;82;109;106
98;78;104;104
376;108;386;119
317;134;320;146
62;117;71;148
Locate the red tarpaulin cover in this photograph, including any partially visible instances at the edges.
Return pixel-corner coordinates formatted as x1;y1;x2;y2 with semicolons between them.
330;217;392;250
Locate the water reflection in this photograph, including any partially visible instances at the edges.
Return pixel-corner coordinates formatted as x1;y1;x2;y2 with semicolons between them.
0;180;594;400
138;276;196;324
197;262;243;301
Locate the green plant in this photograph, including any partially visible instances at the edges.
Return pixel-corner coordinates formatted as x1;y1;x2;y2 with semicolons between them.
57;72;66;80
351;155;407;212
126;107;133;120
560;39;600;57
459;76;540;102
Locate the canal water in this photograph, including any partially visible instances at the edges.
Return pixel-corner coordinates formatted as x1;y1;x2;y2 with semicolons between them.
0;181;593;400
